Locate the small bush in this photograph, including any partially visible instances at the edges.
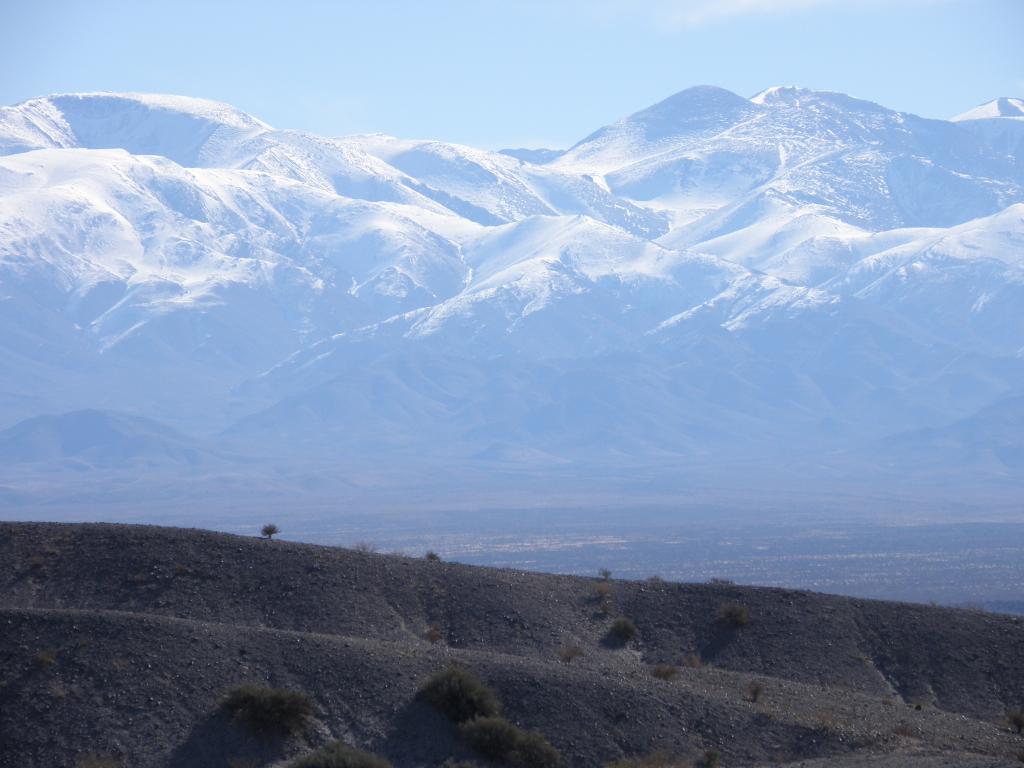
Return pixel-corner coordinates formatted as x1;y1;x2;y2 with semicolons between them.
418;666;501;723
558;645;584;664
707;578;734;586
35;649;56;668
27;554;46;570
261;523;279;540
892;721;916;738
701;749;721;768
353;541;376;553
459;716;560;768
221;684;314;736
683;653;703;669
425;551;441;561
424;625;445;644
607;618;638;646
647;575;665;586
605;752;692;768
650;663;679;681
76;756;121;768
289;741;391;768
599;568;612;580
747;680;765;702
1008;707;1024;734
716;602;751;628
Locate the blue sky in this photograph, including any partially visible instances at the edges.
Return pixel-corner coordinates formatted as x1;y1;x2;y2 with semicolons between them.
2;0;1021;148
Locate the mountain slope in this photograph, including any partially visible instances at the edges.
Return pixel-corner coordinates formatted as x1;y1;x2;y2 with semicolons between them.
2;522;1024;767
0;87;1022;501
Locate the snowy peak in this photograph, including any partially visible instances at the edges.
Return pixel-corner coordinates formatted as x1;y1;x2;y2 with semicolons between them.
557;85;758;172
0;86;1023;489
0;92;270;165
953;97;1024;122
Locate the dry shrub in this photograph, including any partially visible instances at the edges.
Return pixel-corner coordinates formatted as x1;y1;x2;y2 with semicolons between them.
716;602;751;628
607;618;638;647
593;582;614;600
650;663;679;681
76;756;121;768
892;721;917;738
34;649;56;668
1008;707;1024;734
558;645;584;664
459;716;560;768
288;741;391;768
425;551;441;561
221;684;314;736
424;626;445;644
747;680;765;702
683;653;703;669
418;666;501;723
701;749;721;768
605;752;692;768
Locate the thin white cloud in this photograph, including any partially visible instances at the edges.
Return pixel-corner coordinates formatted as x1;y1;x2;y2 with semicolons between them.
587;0;956;28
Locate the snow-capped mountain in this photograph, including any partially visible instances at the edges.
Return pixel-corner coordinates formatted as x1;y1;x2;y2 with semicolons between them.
0;87;1021;506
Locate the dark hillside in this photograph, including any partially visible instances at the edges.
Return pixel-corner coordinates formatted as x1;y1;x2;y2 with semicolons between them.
1;522;1023;767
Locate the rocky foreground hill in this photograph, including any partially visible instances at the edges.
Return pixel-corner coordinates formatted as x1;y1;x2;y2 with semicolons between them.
2;521;1023;767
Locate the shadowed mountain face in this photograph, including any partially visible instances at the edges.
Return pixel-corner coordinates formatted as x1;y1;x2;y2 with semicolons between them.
0;88;1022;507
0;409;215;468
2;522;1024;767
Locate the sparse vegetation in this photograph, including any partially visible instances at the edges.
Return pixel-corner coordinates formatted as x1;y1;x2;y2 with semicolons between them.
418;665;501;723
424;625;445;644
76;756;121;768
707;578;734;586
173;563;191;576
650;663;679;681
598;568;612;580
892;721;916;738
353;541;376;553
459;716;560;768
34;648;56;668
221;683;314;736
683;653;703;669
1008;707;1024;734
717;602;751;628
593;581;613;600
646;575;665;586
557;645;584;664
606;617;638;646
700;749;721;768
425;551;441;561
261;523;279;540
605;752;692;768
747;680;765;702
288;741;392;768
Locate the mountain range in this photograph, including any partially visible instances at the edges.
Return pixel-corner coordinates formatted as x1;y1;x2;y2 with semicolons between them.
0;86;1022;511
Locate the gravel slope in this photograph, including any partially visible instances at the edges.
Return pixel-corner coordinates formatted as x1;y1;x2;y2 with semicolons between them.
1;521;1023;767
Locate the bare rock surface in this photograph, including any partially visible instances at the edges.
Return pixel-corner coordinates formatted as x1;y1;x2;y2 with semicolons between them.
1;521;1023;767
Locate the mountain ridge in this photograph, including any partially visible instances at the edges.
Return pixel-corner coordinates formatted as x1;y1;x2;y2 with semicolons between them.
0;85;1022;507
